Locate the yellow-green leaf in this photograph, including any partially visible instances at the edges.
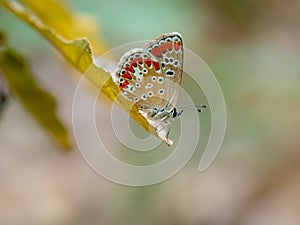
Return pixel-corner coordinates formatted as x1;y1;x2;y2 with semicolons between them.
19;0;107;54
0;48;72;150
0;0;169;145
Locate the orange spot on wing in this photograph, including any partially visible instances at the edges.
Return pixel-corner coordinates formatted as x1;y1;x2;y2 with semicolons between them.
174;41;181;51
145;58;152;67
151;47;162;57
159;43;167;53
119;80;129;89
166;42;173;51
125;66;135;73
122;72;132;79
152;61;160;71
136;57;143;64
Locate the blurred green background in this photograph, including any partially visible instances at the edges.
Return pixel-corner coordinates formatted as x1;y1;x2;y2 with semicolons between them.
1;0;300;225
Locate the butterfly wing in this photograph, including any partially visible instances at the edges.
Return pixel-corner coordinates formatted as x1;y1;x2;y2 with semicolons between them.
145;32;183;110
114;48;171;113
113;32;184;146
114;32;183;112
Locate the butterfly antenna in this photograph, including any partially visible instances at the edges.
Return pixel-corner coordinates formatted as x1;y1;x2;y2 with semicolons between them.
178;104;206;113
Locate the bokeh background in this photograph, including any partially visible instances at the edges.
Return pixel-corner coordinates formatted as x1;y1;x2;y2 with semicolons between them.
1;0;300;224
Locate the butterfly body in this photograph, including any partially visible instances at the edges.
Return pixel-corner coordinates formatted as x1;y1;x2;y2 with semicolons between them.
113;32;186;145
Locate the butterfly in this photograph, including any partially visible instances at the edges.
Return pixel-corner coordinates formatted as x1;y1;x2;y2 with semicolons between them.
113;32;205;146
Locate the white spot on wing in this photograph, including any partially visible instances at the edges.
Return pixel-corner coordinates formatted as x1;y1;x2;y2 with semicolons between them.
146;83;153;89
157;77;164;84
158;89;164;95
141;94;147;100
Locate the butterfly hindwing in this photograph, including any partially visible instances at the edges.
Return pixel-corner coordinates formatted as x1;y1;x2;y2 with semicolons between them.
114;32;183;111
114;49;170;111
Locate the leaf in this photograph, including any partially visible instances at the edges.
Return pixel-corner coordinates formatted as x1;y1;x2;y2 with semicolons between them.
19;0;107;54
0;0;168;145
0;48;72;150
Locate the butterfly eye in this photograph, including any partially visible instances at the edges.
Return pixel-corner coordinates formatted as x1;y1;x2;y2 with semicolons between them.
142;68;148;74
166;37;172;42
135;54;141;58
151;76;157;82
142;54;148;58
159;40;164;45
119;77;124;83
152;44;159;48
121;69;126;74
129;56;134;61
124;63;130;67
